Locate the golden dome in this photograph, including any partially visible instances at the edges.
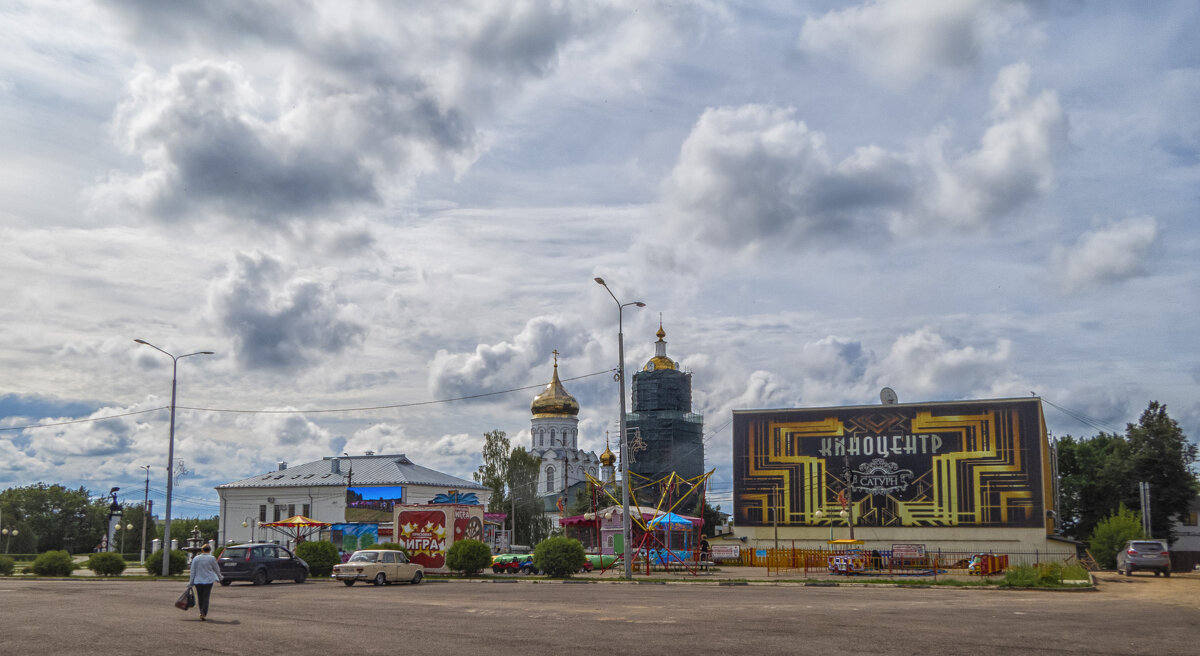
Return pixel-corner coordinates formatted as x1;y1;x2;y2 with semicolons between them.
643;322;677;372
600;444;616;466
531;353;579;418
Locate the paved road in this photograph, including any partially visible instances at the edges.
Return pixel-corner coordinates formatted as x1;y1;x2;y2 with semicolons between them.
1;576;1197;655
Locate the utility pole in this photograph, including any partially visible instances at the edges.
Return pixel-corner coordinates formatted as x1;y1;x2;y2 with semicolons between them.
772;485;779;551
1139;481;1152;538
140;465;151;563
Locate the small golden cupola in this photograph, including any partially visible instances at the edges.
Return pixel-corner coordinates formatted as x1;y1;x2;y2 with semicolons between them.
599;442;616;467
643;322;678;372
531;351;580;418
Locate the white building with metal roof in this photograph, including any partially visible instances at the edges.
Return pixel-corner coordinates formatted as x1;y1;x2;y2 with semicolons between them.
216;453;489;545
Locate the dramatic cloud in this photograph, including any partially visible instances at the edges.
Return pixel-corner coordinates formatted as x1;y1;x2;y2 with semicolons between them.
797;0;1030;86
872;328;1015;400
207;252;366;371
428;315;592;399
87;1;691;227
663;64;1066;251
921;63;1068;230
90;60;468;223
1051;216;1159;293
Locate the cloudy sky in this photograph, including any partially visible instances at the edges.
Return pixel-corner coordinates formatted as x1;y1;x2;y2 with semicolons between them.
2;1;1197;518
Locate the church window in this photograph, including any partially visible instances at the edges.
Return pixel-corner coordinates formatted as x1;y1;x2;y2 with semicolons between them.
545;466;555;492
550;429;556;445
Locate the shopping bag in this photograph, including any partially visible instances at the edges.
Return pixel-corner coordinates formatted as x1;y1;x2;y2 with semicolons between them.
174;585;195;611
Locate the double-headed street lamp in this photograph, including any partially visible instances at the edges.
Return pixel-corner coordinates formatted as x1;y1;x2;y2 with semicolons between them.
594;277;645;581
1;527;17;554
134;339;214;576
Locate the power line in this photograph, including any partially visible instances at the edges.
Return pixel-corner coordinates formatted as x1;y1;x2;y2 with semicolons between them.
1036;393;1125;435
0;370;615;430
0;407;168;432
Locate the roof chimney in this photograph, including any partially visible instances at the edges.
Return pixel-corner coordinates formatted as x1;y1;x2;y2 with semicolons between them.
364;450;375;456
331;458;341;474
277;461;287;471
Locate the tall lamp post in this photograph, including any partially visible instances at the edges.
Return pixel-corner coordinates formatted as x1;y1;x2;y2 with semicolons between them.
134;339;214;576
139;465;151;563
594;277;645;580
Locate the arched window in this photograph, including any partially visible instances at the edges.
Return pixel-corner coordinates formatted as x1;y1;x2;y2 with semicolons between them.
545;466;555;492
550;429;556;445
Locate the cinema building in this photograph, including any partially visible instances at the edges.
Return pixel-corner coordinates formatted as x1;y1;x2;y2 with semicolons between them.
732;396;1073;555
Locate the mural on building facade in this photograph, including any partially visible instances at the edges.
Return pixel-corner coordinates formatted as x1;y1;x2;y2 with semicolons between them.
733;398;1051;529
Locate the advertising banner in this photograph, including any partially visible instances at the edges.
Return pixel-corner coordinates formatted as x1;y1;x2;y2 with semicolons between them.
345;485;405;522
732;398;1050;529
393;504;484;572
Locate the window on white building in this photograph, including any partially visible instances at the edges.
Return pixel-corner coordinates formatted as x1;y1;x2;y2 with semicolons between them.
545;466;555;492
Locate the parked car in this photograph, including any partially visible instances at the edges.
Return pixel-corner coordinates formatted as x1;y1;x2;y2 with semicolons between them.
217;543;309;585
1116;540;1171;577
333;549;424;586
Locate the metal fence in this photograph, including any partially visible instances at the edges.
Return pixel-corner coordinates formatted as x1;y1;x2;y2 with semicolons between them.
725;546;1079;577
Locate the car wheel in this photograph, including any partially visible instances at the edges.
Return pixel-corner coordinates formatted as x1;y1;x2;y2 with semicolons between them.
294;571;307;584
374;572;387;586
1123;566;1131;576
1163;569;1171;578
411;570;423;585
219;579;232;587
343;579;355;587
252;569;269;586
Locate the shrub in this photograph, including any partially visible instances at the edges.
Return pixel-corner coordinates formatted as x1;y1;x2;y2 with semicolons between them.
31;550;74;577
445;539;492;576
1089;504;1145;569
1037;562;1063;585
533;537;586;578
296;540;339;578
88;552;127;577
144;549;188;576
1000;565;1039;588
0;555;14;576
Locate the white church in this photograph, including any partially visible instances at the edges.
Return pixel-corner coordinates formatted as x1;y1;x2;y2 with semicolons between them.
527;353;600;499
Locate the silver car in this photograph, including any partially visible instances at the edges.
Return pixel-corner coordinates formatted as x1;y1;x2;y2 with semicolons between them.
1116;540;1171;577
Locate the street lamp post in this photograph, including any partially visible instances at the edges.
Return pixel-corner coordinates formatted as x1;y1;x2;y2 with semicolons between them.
242;517;258;543
118;522;133;555
134;339;214;576
594;277;645;580
139;465;151;563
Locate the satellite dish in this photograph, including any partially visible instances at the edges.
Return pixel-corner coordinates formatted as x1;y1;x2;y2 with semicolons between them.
880;387;898;405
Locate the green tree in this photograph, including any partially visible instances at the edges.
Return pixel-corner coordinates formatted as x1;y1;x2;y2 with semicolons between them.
0;484;107;553
160;517;219;546
1055;433;1132;541
508;447;551;546
1089;505;1145;569
473;429;511;513
1055;402;1198;545
1126;402;1199;543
